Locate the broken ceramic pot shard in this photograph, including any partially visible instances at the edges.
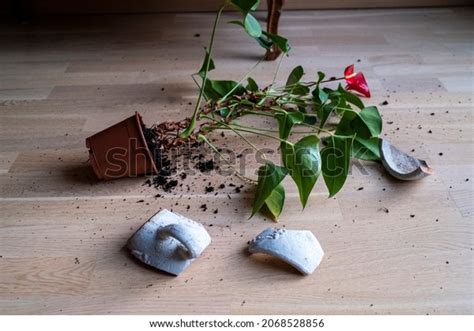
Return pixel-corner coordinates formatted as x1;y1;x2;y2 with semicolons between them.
248;228;324;275
127;209;211;276
380;139;434;181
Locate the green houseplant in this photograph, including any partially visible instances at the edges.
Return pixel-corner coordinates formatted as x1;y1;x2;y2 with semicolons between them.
87;0;431;221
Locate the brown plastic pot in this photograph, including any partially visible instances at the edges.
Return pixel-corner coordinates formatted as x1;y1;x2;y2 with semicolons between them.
85;112;158;180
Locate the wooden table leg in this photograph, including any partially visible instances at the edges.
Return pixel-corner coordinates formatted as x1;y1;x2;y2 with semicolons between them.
265;0;284;61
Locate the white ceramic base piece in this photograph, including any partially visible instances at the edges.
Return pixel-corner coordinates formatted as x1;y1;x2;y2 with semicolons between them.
127;209;211;276
380;139;434;181
248;228;324;275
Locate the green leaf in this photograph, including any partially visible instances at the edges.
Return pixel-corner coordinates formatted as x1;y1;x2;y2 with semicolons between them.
352;136;381;161
321;134;355;197
231;0;260;14
246;77;259;92
313;85;329;105
218;107;231;117
335;109;358;136
337;84;364;109
197;48;215;79
286;65;304;87
243;13;262;38
255;35;273;49
263;31;291;53
358;106;382;136
228;20;245;28
336;107;382;139
317;71;325;83
203;79;246;101
230;18;264;43
275;112;304;140
337;94;351;114
350;106;381;139
290;84;310;96
303;114;317;125
232;27;289;53
317;99;338;129
324;87;341;98
262;184;285;221
251;162;288;217
281;136;321;208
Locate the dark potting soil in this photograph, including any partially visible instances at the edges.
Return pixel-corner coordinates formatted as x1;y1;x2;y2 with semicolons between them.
143;126;218;193
195;159;215;172
205;186;215;193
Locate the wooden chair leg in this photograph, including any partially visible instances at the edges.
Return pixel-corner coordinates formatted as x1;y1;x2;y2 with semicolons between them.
265;0;284;61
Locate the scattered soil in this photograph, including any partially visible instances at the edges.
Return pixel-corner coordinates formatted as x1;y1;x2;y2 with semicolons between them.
205;186;215;193
196;159;215;172
143;124;219;192
141;120;249;216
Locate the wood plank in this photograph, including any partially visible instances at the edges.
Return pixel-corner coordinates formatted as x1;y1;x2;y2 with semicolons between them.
0;8;472;314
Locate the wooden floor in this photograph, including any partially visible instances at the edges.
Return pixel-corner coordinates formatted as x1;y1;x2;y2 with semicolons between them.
0;8;473;315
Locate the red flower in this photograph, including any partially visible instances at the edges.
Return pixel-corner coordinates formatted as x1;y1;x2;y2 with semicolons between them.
344;64;370;97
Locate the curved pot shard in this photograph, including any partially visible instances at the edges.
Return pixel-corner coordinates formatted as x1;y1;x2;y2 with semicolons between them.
380;139;434;181
127;209;211;276
248;228;324;275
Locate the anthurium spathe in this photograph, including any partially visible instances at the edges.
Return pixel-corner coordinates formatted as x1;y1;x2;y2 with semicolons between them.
344;64;371;97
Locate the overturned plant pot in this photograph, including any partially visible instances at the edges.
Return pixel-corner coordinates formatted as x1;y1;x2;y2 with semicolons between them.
86;112;157;180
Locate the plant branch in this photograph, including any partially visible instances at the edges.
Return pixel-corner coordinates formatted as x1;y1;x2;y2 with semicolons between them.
217;56;265;104
198;134;257;184
271;53;285;87
180;5;226;138
201;116;276;157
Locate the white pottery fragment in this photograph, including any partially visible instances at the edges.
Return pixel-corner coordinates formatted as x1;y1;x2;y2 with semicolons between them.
248;228;324;275
127;209;211;276
380;139;434;181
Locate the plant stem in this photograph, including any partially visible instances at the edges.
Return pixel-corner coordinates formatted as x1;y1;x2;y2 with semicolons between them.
198;134;257;184
180;5;225;138
225;126;284;142
200;116;274;160
224;126;268;161
299;122;334;135
320;77;344;84
271;53;285;87
231;122;277;134
233;122;317;135
336;106;354;112
241;110;275;117
190;74;201;90
217;56;265;104
255;53;286;108
272;76;345;92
